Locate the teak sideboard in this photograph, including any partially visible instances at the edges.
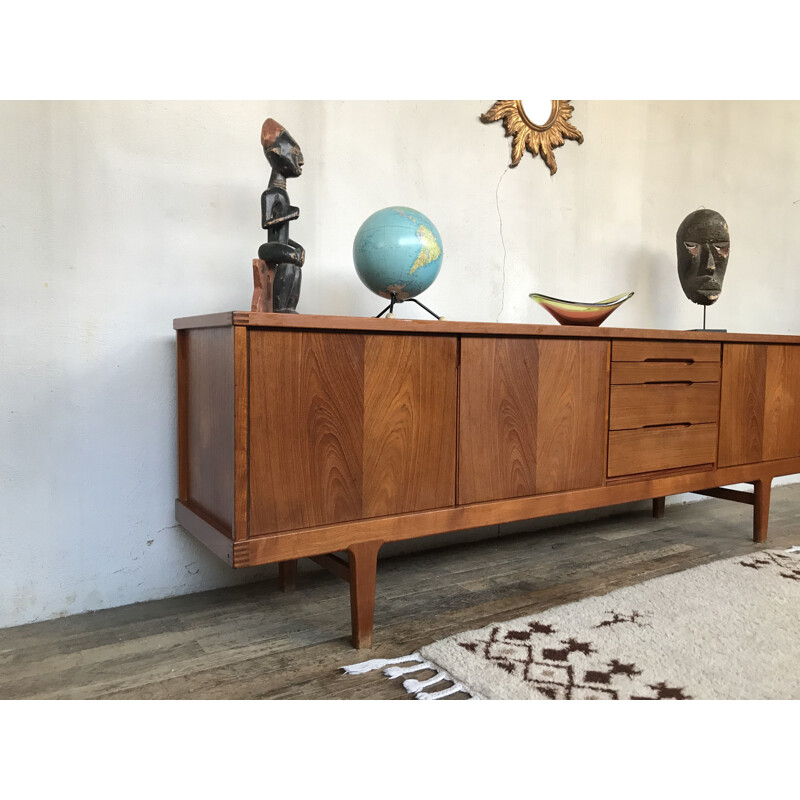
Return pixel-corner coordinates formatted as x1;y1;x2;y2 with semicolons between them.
174;313;800;647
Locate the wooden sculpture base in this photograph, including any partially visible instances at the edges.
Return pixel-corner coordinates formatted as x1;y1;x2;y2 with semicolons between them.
251;259;275;313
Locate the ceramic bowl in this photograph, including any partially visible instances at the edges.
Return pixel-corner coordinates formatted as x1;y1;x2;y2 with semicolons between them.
529;291;634;326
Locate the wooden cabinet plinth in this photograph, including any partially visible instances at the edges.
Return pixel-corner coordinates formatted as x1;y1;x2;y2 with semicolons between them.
175;313;800;647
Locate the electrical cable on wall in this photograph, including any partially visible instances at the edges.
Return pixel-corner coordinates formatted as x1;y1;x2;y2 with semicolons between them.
495;167;509;322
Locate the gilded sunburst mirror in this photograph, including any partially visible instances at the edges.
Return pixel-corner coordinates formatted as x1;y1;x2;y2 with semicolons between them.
480;100;583;174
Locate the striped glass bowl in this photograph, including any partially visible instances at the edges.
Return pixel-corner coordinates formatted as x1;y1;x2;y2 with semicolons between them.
529;291;634;326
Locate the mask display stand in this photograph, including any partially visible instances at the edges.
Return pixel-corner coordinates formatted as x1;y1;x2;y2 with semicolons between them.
690;306;727;333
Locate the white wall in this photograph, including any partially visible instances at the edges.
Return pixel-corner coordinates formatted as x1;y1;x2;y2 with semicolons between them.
2;100;799;628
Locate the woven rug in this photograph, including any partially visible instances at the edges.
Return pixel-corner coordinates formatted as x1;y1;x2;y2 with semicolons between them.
343;547;800;699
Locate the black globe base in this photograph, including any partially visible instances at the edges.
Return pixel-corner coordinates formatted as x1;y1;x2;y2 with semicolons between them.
376;292;442;320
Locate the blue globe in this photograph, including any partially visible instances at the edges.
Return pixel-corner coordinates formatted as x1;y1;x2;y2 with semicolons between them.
353;206;443;300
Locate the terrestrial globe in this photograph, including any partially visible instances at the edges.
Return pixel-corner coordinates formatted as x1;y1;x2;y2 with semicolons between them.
352;206;443;301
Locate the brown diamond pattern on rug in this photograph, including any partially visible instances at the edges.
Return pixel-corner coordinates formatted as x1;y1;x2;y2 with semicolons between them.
455;616;688;700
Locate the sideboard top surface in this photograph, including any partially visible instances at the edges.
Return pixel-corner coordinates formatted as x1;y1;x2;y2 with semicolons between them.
173;311;800;345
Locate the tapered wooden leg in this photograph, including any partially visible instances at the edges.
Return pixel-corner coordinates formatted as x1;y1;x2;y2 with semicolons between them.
652;496;666;519
753;479;771;543
347;541;382;649
278;560;297;592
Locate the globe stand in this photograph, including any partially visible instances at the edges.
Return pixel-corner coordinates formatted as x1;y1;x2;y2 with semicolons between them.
376;292;442;320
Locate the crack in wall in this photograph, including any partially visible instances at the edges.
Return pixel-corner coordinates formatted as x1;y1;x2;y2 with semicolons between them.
495;167;509;321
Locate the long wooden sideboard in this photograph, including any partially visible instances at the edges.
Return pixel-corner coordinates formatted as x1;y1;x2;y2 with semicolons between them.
173;313;800;647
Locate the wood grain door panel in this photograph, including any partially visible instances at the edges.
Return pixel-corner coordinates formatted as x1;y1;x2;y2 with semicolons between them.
458;337;608;503
248;330;365;534
535;339;609;494
763;345;800;461
720;344;800;466
458;338;539;504
363;334;458;517
248;330;459;535
718;344;766;467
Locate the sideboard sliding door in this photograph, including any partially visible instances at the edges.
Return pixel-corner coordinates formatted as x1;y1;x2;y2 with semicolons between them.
458;337;609;504
247;330;458;536
719;344;800;467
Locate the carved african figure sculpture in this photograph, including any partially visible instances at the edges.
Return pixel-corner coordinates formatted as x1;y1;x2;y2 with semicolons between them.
676;209;730;306
254;118;305;313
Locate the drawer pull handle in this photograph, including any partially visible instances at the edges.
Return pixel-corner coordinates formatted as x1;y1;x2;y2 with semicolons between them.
643;358;695;364
643;422;692;430
644;381;693;386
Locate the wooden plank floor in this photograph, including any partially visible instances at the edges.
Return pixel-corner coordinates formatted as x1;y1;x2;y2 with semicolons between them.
2;484;799;700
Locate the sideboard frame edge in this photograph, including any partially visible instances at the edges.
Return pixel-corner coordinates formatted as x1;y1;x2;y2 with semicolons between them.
176;500;234;565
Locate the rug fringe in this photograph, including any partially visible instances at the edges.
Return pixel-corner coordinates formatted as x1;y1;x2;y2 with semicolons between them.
385;661;434;678
341;652;422;675
416;682;471;700
341;652;478;699
402;672;448;693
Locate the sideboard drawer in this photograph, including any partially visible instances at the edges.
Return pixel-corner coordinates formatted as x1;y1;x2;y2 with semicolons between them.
612;341;721;363
607;423;718;477
609;383;720;430
610;360;721;385
611;340;721;385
